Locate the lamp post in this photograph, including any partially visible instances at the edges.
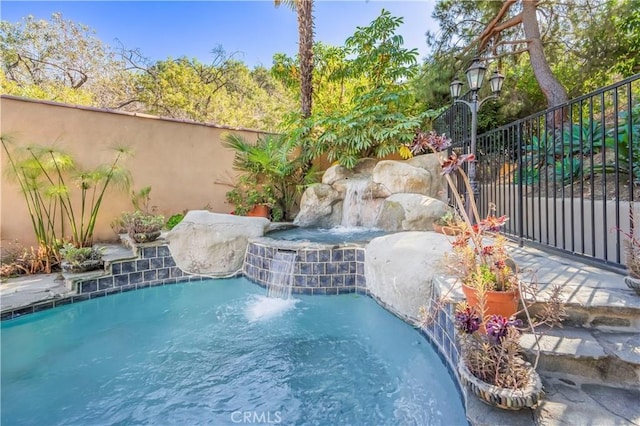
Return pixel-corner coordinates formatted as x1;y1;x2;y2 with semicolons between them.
450;58;505;221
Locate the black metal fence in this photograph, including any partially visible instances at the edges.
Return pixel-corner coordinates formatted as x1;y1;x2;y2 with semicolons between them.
434;74;640;269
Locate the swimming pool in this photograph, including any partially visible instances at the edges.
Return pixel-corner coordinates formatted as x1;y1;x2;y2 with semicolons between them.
1;278;466;425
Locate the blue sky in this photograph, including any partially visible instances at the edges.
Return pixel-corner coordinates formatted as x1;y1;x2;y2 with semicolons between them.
1;1;438;68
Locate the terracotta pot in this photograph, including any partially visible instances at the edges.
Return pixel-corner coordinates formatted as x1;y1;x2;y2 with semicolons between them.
247;204;270;218
462;283;519;320
432;223;463;236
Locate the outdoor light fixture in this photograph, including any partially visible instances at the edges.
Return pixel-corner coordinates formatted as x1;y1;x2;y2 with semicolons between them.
450;58;505;222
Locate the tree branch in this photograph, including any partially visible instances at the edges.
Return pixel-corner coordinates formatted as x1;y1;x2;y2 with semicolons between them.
478;0;517;50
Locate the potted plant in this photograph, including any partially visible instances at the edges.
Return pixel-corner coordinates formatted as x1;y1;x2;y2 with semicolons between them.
60;243;103;273
120;210;165;243
225;175;278;219
433;211;463;235
454;304;544;410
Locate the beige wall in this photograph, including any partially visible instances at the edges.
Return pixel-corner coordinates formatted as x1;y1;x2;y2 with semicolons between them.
1;96;264;246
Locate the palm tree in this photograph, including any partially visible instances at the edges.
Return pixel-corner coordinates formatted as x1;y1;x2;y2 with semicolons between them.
275;0;314;119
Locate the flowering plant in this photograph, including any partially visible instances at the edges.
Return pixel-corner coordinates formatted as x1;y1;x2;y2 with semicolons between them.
455;303;529;389
407;130;518;292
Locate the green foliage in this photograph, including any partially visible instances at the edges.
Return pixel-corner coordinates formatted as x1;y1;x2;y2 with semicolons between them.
1;135;131;253
118;210;165;235
166;213;185;230
59;243;102;265
223;133;305;220
285;10;440;169
225;175;276;216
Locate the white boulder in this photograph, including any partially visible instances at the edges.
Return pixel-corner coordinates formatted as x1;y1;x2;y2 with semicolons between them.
365;231;451;321
166;210;269;276
374;193;450;231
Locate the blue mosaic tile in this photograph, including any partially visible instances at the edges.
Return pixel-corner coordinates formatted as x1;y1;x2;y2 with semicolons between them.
300;263;312;274
144;270;158;282
293;263;302;274
149;280;163;287
356;275;366;287
34;301;54;312
294;275;305;286
344;275;355;286
1;311;14;321
356;263;364;275
111;263;122;275
164;257;176;267
344;250;355;261
157;246;170;257
339;262;350;273
162;278;177;285
121;284;136;293
356;249;365;262
156;268;171;280
138;282;150;289
72;294;90;303
129;272;143;284
337;287;354;295
150;257;164;269
81;280;97;293
98;277;114;290
55;298;72;307
136;259;150;271
326;263;338;274
331;249;343;262
332;275;345;287
319;275;331;286
307;275;319;287
13;306;34;317
313;288;328;295
313;263;326;274
170;267;183;278
319;250;330;262
142;247;157;259
120;261;136;273
307;250;319;262
105;287;121;295
90;290;107;299
114;274;129;286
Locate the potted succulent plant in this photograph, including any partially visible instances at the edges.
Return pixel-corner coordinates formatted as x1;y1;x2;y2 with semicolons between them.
120;210;165;243
455;305;544;410
60;243;103;273
433;210;463;235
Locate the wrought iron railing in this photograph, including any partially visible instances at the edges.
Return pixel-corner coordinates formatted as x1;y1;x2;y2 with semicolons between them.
434;74;640;269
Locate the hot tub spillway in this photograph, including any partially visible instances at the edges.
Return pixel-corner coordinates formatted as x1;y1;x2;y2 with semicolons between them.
265;250;296;299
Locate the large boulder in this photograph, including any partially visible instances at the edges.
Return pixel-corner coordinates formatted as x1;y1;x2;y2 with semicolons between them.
365;232;451;321
375;193;450;231
406;153;447;200
293;184;342;227
372;160;434;196
167;210;269;276
322;158;379;185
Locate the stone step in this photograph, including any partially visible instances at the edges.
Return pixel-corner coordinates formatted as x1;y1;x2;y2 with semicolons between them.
520;326;640;389
527;299;640;332
534;377;640;426
524;278;640;332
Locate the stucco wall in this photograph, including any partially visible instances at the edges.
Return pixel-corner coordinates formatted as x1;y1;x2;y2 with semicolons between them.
1;95;264;246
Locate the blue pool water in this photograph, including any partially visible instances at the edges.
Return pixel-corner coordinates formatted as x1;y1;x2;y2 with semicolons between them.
1;278;466;425
266;226;388;244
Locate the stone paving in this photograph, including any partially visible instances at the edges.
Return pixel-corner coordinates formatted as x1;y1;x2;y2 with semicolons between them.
1;239;639;425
